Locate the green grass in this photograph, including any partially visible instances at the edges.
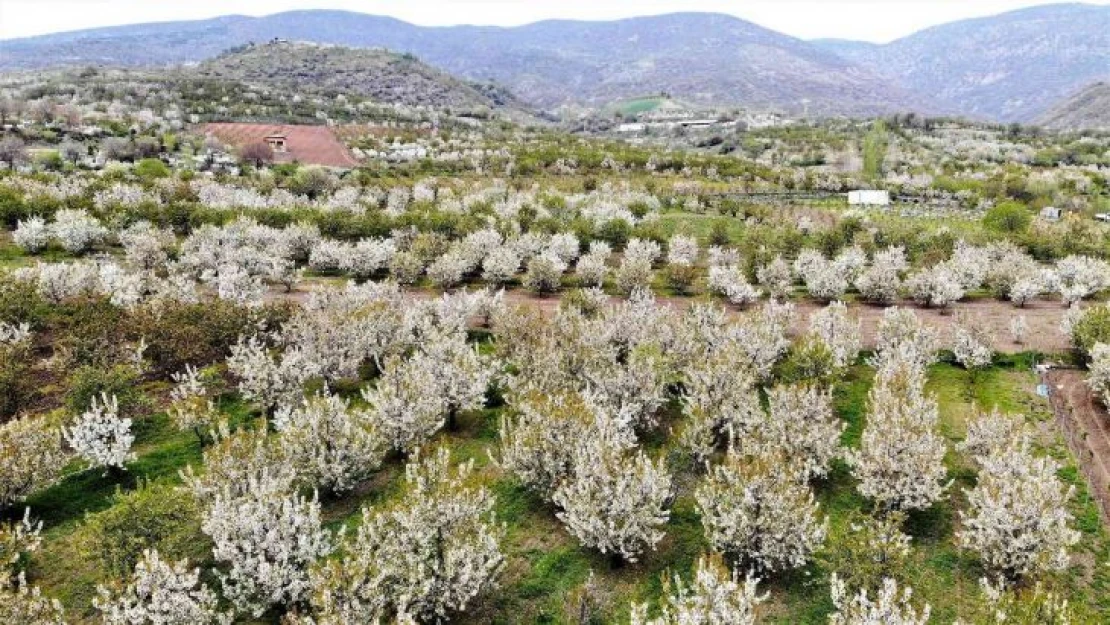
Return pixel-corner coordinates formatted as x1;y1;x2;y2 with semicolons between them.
610;96;667;116
14;355;1110;623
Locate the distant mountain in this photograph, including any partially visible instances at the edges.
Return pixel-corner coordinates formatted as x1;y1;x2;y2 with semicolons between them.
0;11;931;117
1035;82;1110;130
193;41;522;111
813;3;1110;122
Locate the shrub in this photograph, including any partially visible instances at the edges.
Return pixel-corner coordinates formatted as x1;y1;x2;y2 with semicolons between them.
77;481;205;578
132;300;291;374
1072;306;1110;363
66;365;148;421
0;343;35;420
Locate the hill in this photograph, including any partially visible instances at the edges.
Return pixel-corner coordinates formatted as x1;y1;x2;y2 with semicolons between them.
193;41;522;111
0;11;932;117
813;3;1110;122
1035;82;1110;130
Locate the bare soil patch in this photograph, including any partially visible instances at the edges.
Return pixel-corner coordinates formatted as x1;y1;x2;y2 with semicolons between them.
1044;368;1110;523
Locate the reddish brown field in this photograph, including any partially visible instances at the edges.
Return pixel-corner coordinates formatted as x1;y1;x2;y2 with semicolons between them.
202;122;360;168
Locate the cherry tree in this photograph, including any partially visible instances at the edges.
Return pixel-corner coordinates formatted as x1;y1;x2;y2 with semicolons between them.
762;384;844;481
615;257;654;296
0;415;69;510
1088;343;1110;408
810;301;862;371
49;208;108;253
575;250;610;287
847;360;949;512
0;574;66;625
181;424;294;504
1009;314;1028;345
952;314;994;372
63;393;134;472
680;343;763;463
361;355;443;453
958;433;1079;582
1054;255;1110;306
481;245;522;285
94;549;231;625
12;217;48;253
553;432;672;563
498;390;633;501
829;575;930;625
304;448;503;623
227;335;319;413
201;479;333;617
905;265;964;310
696;449;827;572
273;392;387;494
870;307;938;372
957;409;1031;461
707;265;761;307
756;256;793;301
854;247;907;306
630;555;765;625
523;253;567;293
169;364;220;443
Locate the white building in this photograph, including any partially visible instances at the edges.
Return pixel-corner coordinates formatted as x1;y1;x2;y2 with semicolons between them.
848;190;891;206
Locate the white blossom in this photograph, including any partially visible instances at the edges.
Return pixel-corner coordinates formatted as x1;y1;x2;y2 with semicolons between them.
810;301;862;370
553;431;672;562
94;549;231;625
696;448;827;572
305;448;503;623
1089;343;1110;408
12;216;48;253
273;392;387;494
63;393;134;471
630;555;765;625
847;359;949;511
202;481;333;616
829;575;930;625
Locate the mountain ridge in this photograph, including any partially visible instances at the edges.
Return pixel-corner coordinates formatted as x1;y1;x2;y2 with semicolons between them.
0;10;936;117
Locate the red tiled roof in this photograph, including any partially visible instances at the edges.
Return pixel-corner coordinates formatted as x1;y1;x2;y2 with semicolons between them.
201;123;360;169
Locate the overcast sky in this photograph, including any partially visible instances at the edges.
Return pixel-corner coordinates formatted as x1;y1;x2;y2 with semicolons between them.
1;0;1107;42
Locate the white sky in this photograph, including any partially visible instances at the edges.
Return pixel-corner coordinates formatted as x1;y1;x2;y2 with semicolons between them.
1;0;1107;42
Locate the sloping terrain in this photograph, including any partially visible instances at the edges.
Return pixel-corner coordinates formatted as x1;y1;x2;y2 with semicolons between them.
1035;82;1110;130
194;41;520;111
814;3;1110;122
202;122;360;168
0;11;932;116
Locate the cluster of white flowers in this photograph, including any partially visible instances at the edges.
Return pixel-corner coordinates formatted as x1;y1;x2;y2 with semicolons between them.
756;256;793;300
273;392;386;494
957;410;1079;581
304;448;503;623
696;448;827;572
94;549;231;625
707;264;761;307
794;249;847;302
63;393;134;471
952;313;994;371
848;335;948;512
11;216;49;252
829;575;930;625
1089;343;1110;408
630;555;765;625
201;476;333;616
553;423;672;562
0;415;69;510
810;301;862;371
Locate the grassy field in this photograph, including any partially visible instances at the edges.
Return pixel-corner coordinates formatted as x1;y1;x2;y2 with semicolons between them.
13;350;1109;623
609;96;668;117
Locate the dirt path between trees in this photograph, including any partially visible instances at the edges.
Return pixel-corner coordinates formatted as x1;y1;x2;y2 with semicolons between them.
276;281;1078;354
1044;368;1110;524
